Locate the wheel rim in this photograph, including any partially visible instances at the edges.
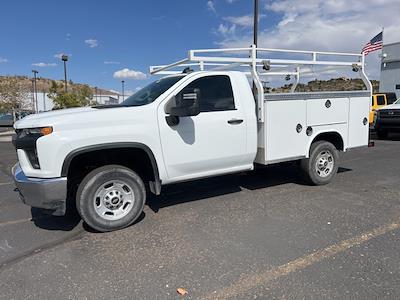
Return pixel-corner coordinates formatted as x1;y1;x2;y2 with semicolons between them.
315;150;334;178
93;180;135;221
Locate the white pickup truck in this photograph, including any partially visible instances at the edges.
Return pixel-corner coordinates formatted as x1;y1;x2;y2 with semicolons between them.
12;45;372;232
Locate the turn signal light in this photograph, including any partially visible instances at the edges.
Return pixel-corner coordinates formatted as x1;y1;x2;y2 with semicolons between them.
40;127;53;136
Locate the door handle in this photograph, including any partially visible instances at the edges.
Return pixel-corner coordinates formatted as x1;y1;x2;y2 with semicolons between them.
227;119;244;125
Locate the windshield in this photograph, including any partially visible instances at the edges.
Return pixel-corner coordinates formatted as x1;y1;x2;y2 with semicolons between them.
121;76;184;107
394;98;400;105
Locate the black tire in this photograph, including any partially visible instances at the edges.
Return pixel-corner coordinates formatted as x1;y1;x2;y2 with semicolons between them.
76;165;146;232
300;141;339;186
376;129;388;139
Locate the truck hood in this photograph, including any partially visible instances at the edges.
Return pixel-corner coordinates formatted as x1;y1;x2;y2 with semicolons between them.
15;107;102;129
378;103;400;111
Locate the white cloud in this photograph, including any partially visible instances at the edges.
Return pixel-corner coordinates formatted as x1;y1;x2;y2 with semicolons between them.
226;0;236;3
214;0;400;79
113;68;147;80
223;15;254;27
0;57;8;63
85;38;98;48
54;53;71;59
217;23;236;36
104;61;120;65
207;1;216;13
32;62;57;67
66;33;72;41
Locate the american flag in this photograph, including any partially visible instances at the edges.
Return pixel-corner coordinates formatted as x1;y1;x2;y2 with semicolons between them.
362;31;383;55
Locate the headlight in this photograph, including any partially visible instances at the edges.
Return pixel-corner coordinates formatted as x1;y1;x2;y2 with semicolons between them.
21;126;53;137
14;126;53;170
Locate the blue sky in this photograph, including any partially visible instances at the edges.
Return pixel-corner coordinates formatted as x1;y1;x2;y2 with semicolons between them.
1;0;399;94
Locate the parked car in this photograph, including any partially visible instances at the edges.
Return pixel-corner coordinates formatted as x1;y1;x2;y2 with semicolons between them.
374;98;400;139
0;112;14;127
12;45;371;232
0;110;33;127
369;93;397;124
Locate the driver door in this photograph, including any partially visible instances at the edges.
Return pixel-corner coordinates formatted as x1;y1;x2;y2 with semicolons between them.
158;74;248;182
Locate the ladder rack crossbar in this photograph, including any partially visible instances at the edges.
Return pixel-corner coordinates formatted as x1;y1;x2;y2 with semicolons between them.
149;45;370;123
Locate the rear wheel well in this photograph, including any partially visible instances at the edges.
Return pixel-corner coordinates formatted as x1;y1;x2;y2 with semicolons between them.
311;132;344;152
64;147;159;213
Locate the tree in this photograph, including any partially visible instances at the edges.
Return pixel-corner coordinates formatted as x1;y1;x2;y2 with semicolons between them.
0;77;31;113
48;80;94;109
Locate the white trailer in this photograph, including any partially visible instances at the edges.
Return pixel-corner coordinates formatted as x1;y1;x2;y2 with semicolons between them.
12;45;371;232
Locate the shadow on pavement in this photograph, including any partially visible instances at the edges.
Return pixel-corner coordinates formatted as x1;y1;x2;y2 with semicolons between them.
29;163;354;231
31;207;81;231
147;163;353;213
370;131;400;141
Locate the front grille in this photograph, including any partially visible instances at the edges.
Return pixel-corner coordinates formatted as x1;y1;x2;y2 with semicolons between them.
379;109;400;119
26;149;40;169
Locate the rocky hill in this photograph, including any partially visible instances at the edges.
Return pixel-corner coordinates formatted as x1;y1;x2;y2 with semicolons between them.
0;75;119;96
269;77;380;93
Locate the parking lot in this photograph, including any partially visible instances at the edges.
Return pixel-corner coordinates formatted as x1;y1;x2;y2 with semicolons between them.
0;134;399;299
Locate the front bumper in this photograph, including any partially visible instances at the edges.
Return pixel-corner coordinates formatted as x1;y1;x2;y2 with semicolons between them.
375;118;400;131
12;163;67;216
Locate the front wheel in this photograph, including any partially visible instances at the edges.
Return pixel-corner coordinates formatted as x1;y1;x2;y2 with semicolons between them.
76;165;146;232
300;141;339;185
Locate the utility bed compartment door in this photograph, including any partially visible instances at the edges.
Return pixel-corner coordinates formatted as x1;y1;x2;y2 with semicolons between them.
348;96;370;148
265;100;307;162
306;98;349;126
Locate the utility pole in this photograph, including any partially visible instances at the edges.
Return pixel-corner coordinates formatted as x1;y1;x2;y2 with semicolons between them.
43;91;46;111
61;55;68;92
31;79;35;111
95;87;98;103
252;0;259;95
253;0;259;46
121;80;125;101
32;70;38;113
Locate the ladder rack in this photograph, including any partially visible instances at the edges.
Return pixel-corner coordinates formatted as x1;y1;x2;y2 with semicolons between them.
149;45;371;123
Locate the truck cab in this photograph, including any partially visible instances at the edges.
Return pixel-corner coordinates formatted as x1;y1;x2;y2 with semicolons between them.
370;93;397;124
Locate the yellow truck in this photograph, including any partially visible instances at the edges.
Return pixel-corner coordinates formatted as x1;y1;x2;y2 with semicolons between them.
370;93;397;124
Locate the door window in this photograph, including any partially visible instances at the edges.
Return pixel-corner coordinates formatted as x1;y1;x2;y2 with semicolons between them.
186;75;235;112
376;95;385;106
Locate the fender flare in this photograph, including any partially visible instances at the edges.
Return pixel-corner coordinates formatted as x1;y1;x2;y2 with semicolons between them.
306;130;346;157
61;142;162;194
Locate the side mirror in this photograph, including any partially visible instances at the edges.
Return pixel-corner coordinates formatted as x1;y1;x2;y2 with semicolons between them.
170;88;200;117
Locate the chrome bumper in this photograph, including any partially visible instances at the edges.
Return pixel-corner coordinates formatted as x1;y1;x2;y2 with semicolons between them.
12;163;67;216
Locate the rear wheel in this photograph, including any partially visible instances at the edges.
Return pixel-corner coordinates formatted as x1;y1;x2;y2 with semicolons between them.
301;141;339;185
76;165;146;232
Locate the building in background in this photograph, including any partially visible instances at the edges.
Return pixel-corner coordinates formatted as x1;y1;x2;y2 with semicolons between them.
380;41;400;98
29;89;131;112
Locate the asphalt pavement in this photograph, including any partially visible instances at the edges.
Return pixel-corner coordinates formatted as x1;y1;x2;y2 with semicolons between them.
0;135;399;299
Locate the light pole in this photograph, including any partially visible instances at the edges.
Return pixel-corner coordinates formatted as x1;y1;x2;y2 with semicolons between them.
121;80;125;101
253;0;259;46
32;70;38;113
61;55;68;92
252;0;259;95
95;87;98;103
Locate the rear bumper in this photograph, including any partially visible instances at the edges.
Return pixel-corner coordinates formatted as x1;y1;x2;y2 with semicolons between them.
12;163;67;216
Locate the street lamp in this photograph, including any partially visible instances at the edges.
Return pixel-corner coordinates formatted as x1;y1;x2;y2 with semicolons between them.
253;0;259;47
252;0;259;95
61;55;68;92
32;70;38;113
121;80;125;101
